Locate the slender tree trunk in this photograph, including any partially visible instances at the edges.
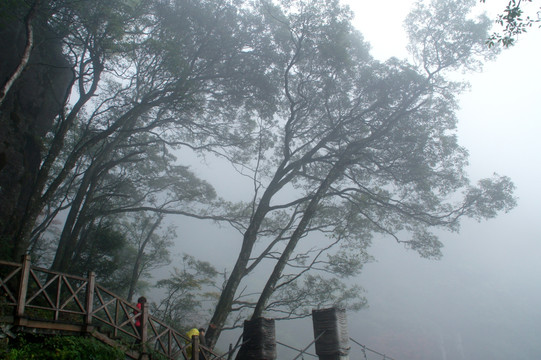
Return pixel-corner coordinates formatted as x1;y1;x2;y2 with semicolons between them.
205;177;287;347
205;204;269;347
251;161;346;319
50;113;139;272
71;219;95;267
16;92;159;261
205;141;316;346
50;162;97;272
0;0;40;107
127;216;163;303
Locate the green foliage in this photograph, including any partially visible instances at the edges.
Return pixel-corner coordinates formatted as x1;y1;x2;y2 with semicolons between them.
481;0;541;47
5;334;124;360
69;222;130;283
272;274;367;317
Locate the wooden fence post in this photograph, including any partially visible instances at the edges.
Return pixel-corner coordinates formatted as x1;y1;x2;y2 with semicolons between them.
85;272;95;329
16;254;31;318
192;335;200;360
137;301;149;360
141;301;148;344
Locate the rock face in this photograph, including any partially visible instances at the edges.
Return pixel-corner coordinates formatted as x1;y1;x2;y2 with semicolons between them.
0;9;73;259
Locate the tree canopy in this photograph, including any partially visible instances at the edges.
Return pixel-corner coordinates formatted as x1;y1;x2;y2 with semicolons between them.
205;0;516;345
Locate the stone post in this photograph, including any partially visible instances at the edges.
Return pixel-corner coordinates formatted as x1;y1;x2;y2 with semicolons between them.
235;317;276;360
312;308;349;360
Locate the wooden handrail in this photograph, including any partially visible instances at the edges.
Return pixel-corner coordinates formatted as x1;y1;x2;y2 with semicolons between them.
0;256;224;360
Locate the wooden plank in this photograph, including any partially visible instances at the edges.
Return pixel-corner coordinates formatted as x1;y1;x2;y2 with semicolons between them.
14;317;84;332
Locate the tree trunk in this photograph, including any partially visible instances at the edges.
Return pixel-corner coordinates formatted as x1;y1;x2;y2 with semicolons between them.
251;161;346;319
127;216;163;303
50;162;97;272
0;0;39;106
205;207;268;347
205;146;321;346
205;179;284;347
12;64;99;260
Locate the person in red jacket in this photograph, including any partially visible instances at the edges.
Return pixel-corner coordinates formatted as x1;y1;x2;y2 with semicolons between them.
134;296;147;343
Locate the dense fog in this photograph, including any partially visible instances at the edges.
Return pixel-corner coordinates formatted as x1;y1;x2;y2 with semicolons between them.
1;0;539;359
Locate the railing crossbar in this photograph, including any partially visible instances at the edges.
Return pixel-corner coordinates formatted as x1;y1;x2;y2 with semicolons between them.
152;329;184;357
292;329;325;360
25;304;85;316
58;276;86;312
93;289;117;318
149;321;171;339
0;267;21;303
26;270;56;307
116;302;136;329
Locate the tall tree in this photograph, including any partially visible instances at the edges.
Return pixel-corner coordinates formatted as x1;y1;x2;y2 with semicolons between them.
1;0;277;268
121;213;173;303
204;0;516;346
1;0;145;260
0;0;519;348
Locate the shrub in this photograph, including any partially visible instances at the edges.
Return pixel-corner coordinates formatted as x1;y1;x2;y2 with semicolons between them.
5;334;124;359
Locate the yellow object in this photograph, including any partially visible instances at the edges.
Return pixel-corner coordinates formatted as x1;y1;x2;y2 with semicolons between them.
186;328;199;339
185;328;200;359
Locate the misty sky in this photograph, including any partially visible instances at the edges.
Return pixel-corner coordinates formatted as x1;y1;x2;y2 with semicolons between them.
328;1;541;359
168;1;541;359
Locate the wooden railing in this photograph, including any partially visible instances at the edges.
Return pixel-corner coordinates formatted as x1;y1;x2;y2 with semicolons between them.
0;255;225;360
